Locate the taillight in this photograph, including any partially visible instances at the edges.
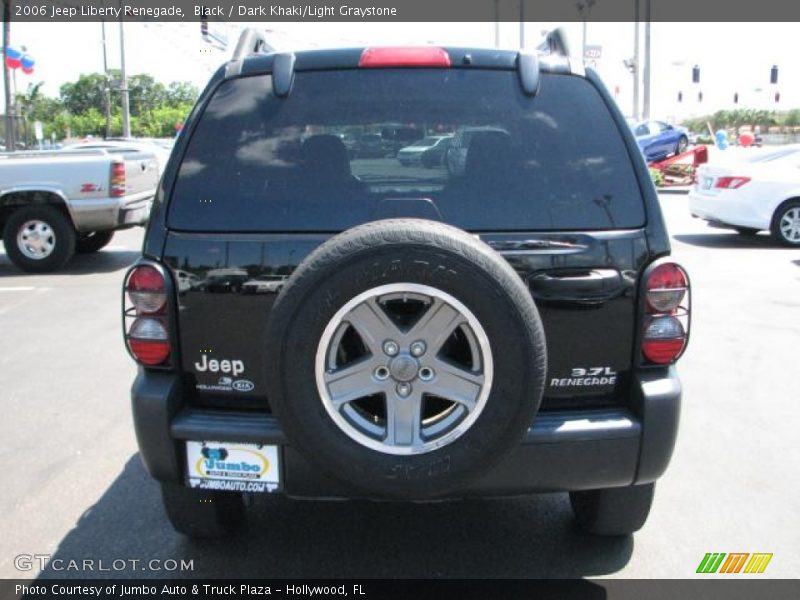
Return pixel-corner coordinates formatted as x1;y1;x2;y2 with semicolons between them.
127;317;170;365
359;47;451;68
642;262;690;364
715;176;750;189
110;161;126;197
126;265;166;314
124;264;171;367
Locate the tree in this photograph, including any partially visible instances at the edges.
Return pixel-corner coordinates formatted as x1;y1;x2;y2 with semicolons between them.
783;109;800;128
127;73;167;117
165;81;199;107
60;73;110;116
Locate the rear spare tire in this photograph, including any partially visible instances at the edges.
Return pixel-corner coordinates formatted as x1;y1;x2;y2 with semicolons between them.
265;219;546;499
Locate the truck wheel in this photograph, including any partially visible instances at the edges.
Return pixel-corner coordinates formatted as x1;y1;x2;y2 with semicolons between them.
569;483;655;535
2;205;76;273
76;230;114;254
160;483;244;538
771;200;800;246
265;219;547;499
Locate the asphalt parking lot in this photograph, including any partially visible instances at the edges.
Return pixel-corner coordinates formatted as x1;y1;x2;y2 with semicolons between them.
1;194;798;579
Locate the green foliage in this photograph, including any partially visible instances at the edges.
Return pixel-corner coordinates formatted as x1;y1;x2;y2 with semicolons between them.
648;167;664;188
59;72;110;116
783;109;800;128
19;72;198;142
681;108;799;132
165;81;199;107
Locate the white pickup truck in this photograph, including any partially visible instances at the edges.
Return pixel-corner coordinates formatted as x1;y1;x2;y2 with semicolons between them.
0;148;158;272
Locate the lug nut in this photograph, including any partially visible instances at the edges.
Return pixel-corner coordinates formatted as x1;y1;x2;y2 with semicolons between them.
419;367;434;382
374;366;390;381
396;383;412;397
410;341;427;357
383;340;399;356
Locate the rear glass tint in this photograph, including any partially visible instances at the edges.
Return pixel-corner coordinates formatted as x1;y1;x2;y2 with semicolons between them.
169;69;645;231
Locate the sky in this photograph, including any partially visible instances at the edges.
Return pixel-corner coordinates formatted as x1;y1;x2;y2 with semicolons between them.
8;21;799;122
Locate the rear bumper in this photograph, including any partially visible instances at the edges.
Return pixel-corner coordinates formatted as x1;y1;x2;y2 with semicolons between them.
131;368;680;497
688;190;769;230
70;192;153;233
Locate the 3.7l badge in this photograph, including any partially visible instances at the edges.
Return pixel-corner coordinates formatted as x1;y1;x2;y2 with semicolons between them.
550;366;617;388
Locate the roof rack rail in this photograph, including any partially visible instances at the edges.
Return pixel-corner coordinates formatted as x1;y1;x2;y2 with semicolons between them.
232;28;274;61
536;28;570;57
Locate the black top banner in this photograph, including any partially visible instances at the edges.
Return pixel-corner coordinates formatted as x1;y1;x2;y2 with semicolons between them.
2;0;800;22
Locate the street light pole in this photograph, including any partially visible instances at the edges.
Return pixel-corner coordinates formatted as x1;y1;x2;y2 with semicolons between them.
519;0;524;49
642;0;651;119
578;0;596;62
119;20;131;138
3;2;14;151
582;18;587;58
101;21;112;139
494;0;500;48
633;0;640;120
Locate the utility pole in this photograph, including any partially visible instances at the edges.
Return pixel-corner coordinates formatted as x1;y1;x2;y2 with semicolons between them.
119;20;131;138
519;0;524;48
582;18;587;58
494;0;500;48
101;21;112;139
3;1;14;151
633;0;640;120
578;0;596;61
642;0;651;119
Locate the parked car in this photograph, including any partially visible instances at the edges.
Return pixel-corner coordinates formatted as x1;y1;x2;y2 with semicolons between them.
397;135;452;167
0;148;157;272
632;120;689;162
354;133;385;158
65;138;172;176
240;274;287;294
175;269;203;293
689;145;800;245
123;32;689;539
380;125;424;157
203;268;250;293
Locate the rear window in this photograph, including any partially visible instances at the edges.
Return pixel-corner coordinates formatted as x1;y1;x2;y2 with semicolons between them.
169;69;645;232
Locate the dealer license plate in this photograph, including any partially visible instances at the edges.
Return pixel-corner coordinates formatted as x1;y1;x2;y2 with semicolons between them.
185;441;280;493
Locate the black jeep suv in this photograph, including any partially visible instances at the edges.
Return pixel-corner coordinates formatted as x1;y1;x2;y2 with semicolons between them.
123;31;690;538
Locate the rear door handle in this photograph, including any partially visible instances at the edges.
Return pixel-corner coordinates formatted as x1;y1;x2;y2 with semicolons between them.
529;269;622;301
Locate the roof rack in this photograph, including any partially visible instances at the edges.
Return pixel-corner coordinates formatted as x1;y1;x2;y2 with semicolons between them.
232;28;274;61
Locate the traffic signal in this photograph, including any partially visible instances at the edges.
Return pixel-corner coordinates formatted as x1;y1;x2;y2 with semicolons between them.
775;91;780;103
698;91;703;102
678;91;683;102
692;65;700;84
770;65;778;85
734;92;738;104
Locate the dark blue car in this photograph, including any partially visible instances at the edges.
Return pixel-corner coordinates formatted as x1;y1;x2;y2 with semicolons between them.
632;120;689;163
